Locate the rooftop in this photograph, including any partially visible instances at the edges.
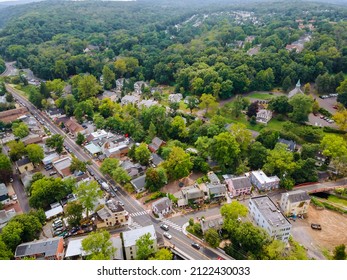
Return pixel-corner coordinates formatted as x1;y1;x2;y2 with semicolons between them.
65;237;87;258
130;175;146;191
251;170;279;184
0;183;8;197
15;237;63;258
283;190;311;203
250;196;291;228
123;225;156;248
16;157;31;167
226;176;252;190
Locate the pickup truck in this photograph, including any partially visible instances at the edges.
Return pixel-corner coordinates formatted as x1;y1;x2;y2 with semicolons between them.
311;223;322;230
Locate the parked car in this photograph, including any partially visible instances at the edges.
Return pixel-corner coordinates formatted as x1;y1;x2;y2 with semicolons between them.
163;232;172;239
160;224;169;231
329;93;338;97
311;223;322;230
11;194;17;201
191;243;201;250
49;171;57;176
116;200;124;206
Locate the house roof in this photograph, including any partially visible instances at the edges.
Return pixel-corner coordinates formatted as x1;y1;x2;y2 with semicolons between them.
227;176;252;190
278;138;296;151
0;183;8;197
200;215;224;233
207;184;226;195
130;175;146;191
85;143;102;154
251;170;279;184
148;137;165;152
0;107;28;123
64;237;87;258
47;108;64;116
22;134;42;145
0;209;16;225
110;236;124;260
15;237;63;258
182;186;204;199
283;190;311;203
16;157;31;167
65;119;84;134
151;153;164;166
152;197;172;212
122;225;156;248
207;171;220;184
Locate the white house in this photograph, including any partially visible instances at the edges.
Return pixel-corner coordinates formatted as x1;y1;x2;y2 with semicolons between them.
256;109;272;125
249;196;292;243
280;190;311;216
152;197;173;218
249;170;280;192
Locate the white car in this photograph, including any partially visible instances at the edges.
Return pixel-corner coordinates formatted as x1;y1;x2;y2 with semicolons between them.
11;194;17;201
163;232;172;239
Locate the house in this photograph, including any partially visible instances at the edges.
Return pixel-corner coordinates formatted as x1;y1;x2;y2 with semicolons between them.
0;209;16;228
206;183;227;200
207;171;220;185
15;237;65;260
96;199;129;228
45;205;64;220
46;108;65;120
102;90;120;102
87;129;109;142
65;118;85;137
122;225;157;260
116;78;125;91
150;153;164;167
280;190;311;216
315;151;328;167
42;152;59;166
64;237;88;260
0;183;10;205
22;134;43;145
152;197;173;218
121;95;140;106
120;160;143;178
131;175;146;193
16;157;34;174
226;176;252;197
0;107;28;123
177;185;204;207
256;109;272;125
52;157;72;177
249;170;280;192
84;143;102;156
138;99;158;108
288;80;304;98
168;93;183;103
249;196;292;243
148;137;165;153
200;215;224;234
278;138;297;152
104;144;129;159
133;81;149;94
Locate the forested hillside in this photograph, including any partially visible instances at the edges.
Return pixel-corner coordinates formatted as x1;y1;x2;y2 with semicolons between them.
0;0;346;98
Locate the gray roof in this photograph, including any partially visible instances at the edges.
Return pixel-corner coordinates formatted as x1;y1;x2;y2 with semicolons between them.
284;190;311;203
0;209;16;225
15;237;62;258
16;157;31;167
131;175;146;191
123;225;156;248
200;215;224;233
152;197;172;212
228;176;252;190
207;172;220;184
110;236;124;260
0;183;8;197
64;238;87;258
182;187;204;199
207;184;226;195
278;138;296;151
151;153;164;166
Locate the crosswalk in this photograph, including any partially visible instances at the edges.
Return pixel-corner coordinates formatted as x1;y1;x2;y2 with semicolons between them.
161;219;182;232
129;210;151;217
128;221;142;230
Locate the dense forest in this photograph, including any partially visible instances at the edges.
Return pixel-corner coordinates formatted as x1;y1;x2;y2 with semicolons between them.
0;0;346;99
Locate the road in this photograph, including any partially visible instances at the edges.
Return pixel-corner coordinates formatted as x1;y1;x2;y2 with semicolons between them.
5;83;230;260
0;62;18;77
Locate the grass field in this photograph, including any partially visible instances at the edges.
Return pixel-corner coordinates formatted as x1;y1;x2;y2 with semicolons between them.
328;195;347;207
247;92;276;100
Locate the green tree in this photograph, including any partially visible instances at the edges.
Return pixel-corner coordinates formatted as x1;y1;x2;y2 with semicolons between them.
25;144;44;165
70;156;88;173
186;96;199;113
65;201;84;227
73;180;103;218
46;134;64;154
82;230;116;260
149;248;173;260
7;140;26;161
0;236;13;260
195;136;212;159
76;74;102;101
163;146;193;180
0;153;12;183
332;109;347;131
282;76;292;92
228;123;252;155
102;65;115;90
135;143;151;166
269;96;292;115
320;134;347;159
333;244;346;260
135;233;155;260
248;141;268;170
256;129;280;149
221;201;248;221
210;132;240;171
46;79;65;98
12;122;29;138
288;94;313;123
145;167;167;192
204;228;221;248
170;116;188;139
0;221;23;251
76;132;85;146
199;93;218;116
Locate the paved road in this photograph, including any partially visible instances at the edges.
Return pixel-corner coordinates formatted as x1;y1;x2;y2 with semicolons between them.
0;61;18;77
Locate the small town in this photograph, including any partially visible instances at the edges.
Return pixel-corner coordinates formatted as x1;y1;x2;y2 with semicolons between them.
0;0;346;262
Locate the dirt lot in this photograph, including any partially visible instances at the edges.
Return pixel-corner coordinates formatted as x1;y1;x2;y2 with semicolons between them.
291;204;347;259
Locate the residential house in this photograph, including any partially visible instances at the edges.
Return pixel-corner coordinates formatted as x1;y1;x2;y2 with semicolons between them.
226;176;252;197
46;108;66;120
83;44;100;54
133;81;149;95
96;199;129;228
249;196;292;242
177;185;204;207
122;225;157;260
102;90;120;102
315;151;328;167
65;118;85;137
150;87;162;94
207;171;220;185
0;183;10;205
131;175;146;193
104;144;129;159
0;95;6;104
152;197;173;218
288;80;303;98
150;153;164;167
280;190;311;216
256;109;272;125
0;209;16;228
0;107;28;123
120;160;143;178
52;157;72;177
278;138;297;152
206;183;227;200
249;170;280;192
64;237;88;260
42;152;59;166
116;78;125;91
22;134;43;145
87;129;109;142
16;157;34;174
15;237;65;260
138;99;158;108
168;93;183;103
148;137;166;153
84;143;102;157
121;95;140;106
200;215;224;234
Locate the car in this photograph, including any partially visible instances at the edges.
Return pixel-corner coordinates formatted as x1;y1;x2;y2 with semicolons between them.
191;243;200;250
53;229;64;236
49;171;57;176
160;224;169;231
11;194;17;201
163;232;172;239
320;115;325;119
117;200;124;206
329;93;338;97
9;178;13;183
311;223;322;230
44;165;53;171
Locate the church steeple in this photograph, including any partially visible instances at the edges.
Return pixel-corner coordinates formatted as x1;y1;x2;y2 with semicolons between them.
296;79;301;88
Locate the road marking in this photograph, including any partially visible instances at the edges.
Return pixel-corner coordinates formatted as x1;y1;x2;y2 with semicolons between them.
129;210;151;217
161;219;182;232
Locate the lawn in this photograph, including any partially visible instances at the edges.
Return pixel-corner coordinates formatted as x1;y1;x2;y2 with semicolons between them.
327;195;347;207
247;92;276;100
228;114;286;132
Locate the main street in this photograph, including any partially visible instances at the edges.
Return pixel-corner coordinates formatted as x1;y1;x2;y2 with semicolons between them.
5;83;229;260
